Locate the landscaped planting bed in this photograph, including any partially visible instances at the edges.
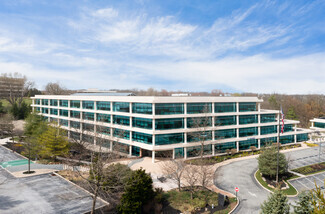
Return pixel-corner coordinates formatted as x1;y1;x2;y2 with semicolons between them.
292;162;325;175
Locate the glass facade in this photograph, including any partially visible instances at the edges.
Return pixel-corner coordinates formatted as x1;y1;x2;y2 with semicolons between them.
113;102;130;112
82;101;94;110
70;100;80;108
215;129;237;139
59;109;69;117
239;139;258;150
260;137;277;147
215;142;237;153
112;141;129;154
113;128;130;140
239;115;258;124
315;122;325;128
82;112;94;121
187;103;212;114
174;148;184;158
155;103;184;115
239;127;258;137
215;102;236;113
97;125;110;135
280;135;294;144
50;108;58;115
113;115;130;126
132;103;152;114
82;123;94;132
50;99;58;106
82;134;94;143
96;113;111;123
70;110;80;119
35;99;40;105
239;102;256;112
42;99;48;105
96;101;110;111
215;116;237;126
260;114;276;123
187;117;212;128
155;118;184;130
297;133;308;142
187;131;212;142
59;119;68;127
70;121;80;129
260;125;277;135
59;100;68;107
132;132;152;144
132;117;152;129
132;146;140;156
187;145;212;157
42;108;48;114
283;124;293;132
70;131;80;140
155;133;184;145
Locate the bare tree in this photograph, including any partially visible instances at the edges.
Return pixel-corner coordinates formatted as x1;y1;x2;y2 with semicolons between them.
160;159;185;191
44;82;69;95
0;114;14;139
183;164;199;199
0;72;34;108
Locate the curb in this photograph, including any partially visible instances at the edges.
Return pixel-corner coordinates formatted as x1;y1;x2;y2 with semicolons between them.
53;171;110;210
254;170;298;197
210;185;239;214
229;197;240;214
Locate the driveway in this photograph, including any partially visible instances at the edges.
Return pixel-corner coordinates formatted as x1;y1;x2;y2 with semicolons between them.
214;147;325;213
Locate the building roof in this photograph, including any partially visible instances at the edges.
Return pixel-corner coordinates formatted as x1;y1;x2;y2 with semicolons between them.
71;92;135;96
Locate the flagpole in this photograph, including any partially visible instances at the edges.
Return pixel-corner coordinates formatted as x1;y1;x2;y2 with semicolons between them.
276;106;281;186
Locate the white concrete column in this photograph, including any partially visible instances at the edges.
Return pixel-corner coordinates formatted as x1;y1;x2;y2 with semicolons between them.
152;134;155;146
295;124;297;132
258;139;261;149
130;102;132;113
184;103;187;115
236;141;239;152
236;102;239;112
184;132;187;144
184;147;187;159
172;149;175;159
110;141;113;151
294;135;297;143
212;144;215;155
129;145;132;156
258;103;261;112
152;151;155;163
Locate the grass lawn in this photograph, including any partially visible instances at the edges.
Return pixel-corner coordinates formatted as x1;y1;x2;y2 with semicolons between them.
255;170;297;196
0;97;32;108
164;188;218;212
292;162;325;175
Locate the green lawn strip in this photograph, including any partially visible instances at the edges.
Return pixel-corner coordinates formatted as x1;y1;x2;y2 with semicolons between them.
255;170;297;196
0;97;31;107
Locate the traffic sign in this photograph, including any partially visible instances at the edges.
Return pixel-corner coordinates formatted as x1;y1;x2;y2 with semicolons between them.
235;187;239;192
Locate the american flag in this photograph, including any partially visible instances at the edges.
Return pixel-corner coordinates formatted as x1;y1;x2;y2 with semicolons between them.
281;107;285;133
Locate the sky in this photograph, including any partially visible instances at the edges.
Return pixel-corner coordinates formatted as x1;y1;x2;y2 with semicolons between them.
0;0;325;94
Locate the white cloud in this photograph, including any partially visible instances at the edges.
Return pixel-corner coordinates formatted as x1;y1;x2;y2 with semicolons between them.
91;8;118;18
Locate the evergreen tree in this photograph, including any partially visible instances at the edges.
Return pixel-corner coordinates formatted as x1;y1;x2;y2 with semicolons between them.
258;145;288;179
293;191;313;214
261;189;290;214
118;168;155;213
38;124;69;160
286;106;298;120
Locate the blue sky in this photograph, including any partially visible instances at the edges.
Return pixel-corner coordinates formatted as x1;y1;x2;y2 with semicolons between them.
0;0;325;94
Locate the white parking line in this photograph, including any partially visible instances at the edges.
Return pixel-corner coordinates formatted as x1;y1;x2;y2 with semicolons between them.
294;179;311;190
312;175;324;185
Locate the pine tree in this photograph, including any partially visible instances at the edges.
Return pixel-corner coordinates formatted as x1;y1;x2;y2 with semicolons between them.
293;191;313;214
258;145;288;179
118;168;155;213
261;189;290;214
38;124;69;160
286;106;298;120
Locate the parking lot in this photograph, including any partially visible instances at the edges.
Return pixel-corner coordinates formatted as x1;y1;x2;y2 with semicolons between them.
287;147;325;170
0;145;107;214
289;172;325;192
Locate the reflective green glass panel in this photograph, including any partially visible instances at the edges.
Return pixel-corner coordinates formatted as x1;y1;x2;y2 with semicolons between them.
70;110;80;119
82;112;94;121
297;134;308;142
215;116;236;126
132;103;152;114
187;103;212;114
260;137;277;147
187;117;212;128
42;99;48;105
96;113;110;123
132;117;152;129
59;119;68;127
239;102;256;112
155;118;184;130
187;145;212;157
239;115;258;124
132;132;152;144
59;109;68;117
280;135;294;144
239;127;258;137
155;133;184;145
96;101;110;111
50;108;58;115
35;99;41;105
42;108;48;114
113;102;130;112
50;99;58;106
215;142;237;153
315;122;325;128
260;125;277;135
82;101;94;110
113;115;130;126
82;123;94;131
96;126;110;135
214;102;236;113
187;131;212;142
215;129;237;139
239;139;258;150
113;128;130;140
155;103;184;115
260;114;276;123
59;100;68;107
70;100;80;108
71;121;80;129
